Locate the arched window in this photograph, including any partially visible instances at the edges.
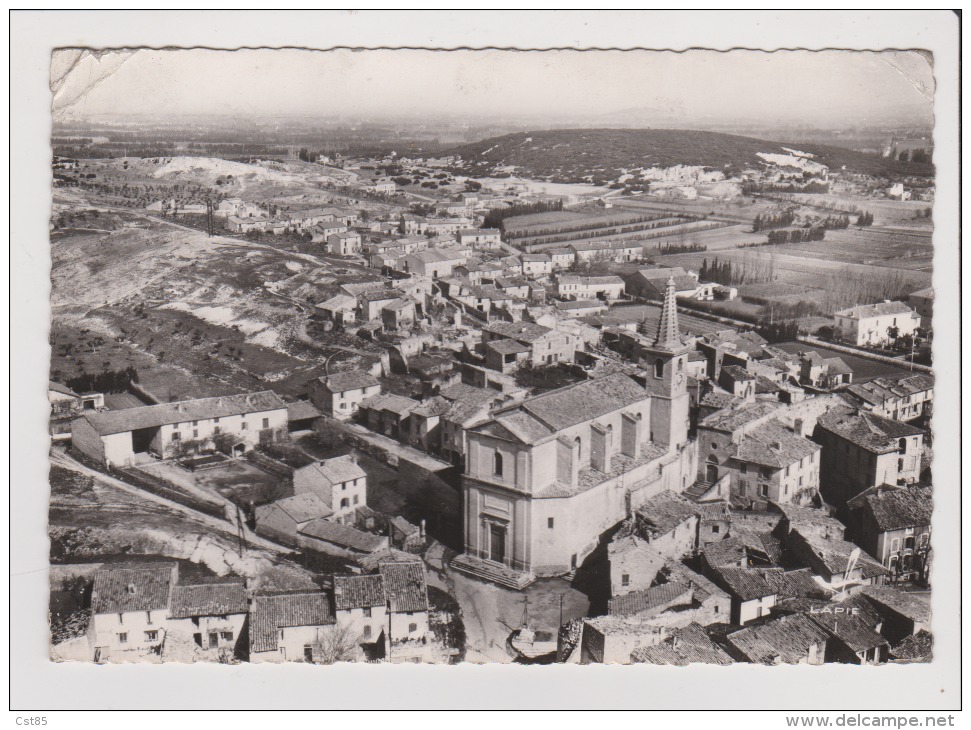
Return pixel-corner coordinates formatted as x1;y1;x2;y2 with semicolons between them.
654;358;664;379
493;451;503;477
606;424;613;449
899;438;908;451
677;358;683;372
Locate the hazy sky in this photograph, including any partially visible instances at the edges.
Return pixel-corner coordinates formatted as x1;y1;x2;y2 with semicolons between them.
52;48;934;126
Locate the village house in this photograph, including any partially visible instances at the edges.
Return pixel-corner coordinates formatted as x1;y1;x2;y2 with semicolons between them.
482;320;579;367
381;298;417;331
859;585;931;646
907;287;934;324
797;350;854;390
569;241;613;263
49;381;104;438
255;492;334;544
452;282;696;586
629;491;702;559
426;217;470;237
309;221;349;243
248;592;337;663
556;274;626;301
315;293;358;328
309;371;381;421
326;231;363;256
520;253;553;277
399;249;466;279
724;612;829;665
71;392;289;467
88;563;179;662
214;198;245;217
297;518;389;559
370;180;396;195
808;608;890;665
624;267;705;301
225;216;270;234
846;485;932;584
815;405;925;506
458;228;502;249
166;581;248;657
547;247;576;270
556;300;609;318
710;566;826;625
834;301;920;348
786;529;889;589
843;373;934;423
293;455;368;524
379;561;433;663
630;623;733;666
717;364;757;400
696;402;821;508
359;393;420;440
578;615;667;664
332;573;388;658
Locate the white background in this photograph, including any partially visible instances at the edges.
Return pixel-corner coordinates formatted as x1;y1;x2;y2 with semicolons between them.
8;9;962;713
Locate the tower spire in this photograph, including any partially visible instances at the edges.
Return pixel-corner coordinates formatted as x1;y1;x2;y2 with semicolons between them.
653;276;681;350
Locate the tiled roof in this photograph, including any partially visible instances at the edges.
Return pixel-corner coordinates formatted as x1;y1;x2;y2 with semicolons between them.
635;491;700;539
518;374;647;431
321;371;380;394
845;373;934;406
726;613;829;664
361;393;420;416
792;531;889;579
249;592;334;653
440;383;497;406
333;574;386;611
818;405;924;454
861;586;931;624
409;396;452;418
863;486;933;531
729;420;820;469
630;623;733;666
721;364;756;381
608;581;693;617
378;562;429;613
700;392;742;410
762;568;829;599
295;455;367;488
483;321;553;343
169;582;248;619
836;301;916;319
699;400;782;434
891;630;933;661
298;518;386;553
713;567;783;601
91;563;177;615
49;381;80;398
809;612;889;653
287;400;322;422
272;492;334;523
487;339;532;355
82;392;287;436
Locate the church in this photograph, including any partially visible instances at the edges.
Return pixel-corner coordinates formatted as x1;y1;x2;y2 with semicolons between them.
452;278;699;587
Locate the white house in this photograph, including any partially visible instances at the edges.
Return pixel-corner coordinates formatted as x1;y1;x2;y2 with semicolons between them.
327;231;363;255
834;301;920;347
293;455;368;524
70;392;290;467
248;592;337;663
309;372;382;420
167;581;248;657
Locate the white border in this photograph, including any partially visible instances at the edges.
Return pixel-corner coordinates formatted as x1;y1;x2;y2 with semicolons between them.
9;9;961;711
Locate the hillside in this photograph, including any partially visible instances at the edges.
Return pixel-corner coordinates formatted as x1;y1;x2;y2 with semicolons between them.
446;129;933;182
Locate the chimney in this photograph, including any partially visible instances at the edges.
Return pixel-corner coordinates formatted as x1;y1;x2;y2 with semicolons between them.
556;436;579;488
793;418;804;435
420;519;426;538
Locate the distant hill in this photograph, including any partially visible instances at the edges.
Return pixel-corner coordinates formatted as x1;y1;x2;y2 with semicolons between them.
446;129;933;181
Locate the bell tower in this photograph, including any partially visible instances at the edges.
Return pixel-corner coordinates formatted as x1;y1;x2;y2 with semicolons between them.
643;277;691;448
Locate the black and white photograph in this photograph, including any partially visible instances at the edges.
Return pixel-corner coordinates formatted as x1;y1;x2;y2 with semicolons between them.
10;9;962;714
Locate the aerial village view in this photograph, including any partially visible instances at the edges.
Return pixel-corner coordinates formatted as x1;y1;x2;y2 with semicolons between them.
47;47;935;667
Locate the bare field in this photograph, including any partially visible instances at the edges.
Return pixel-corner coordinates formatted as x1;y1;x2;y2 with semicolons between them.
641;223;763;253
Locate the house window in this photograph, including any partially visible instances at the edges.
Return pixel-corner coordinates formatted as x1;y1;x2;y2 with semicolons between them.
759;484;769;498
193;430;199;438
493;451;503;477
213;418;220;424
214;426;221;435
341;498;349;509
621;573;630;587
171;432;181;442
712;524;720;534
363;625;372;640
760;466;772;479
363;607;372;618
654;359;664;379
799;476;804;487
145;630;159;642
241;422;248;430
899;438;907;451
192;421;198;426
920;533;930;547
890;538;900;553
220;631;233;642
117;633;128;644
409;623;418;634
263;418;270;429
548;518;555;529
740;463;747;474
353;495;359;505
785;466;790;477
739;480;748;495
